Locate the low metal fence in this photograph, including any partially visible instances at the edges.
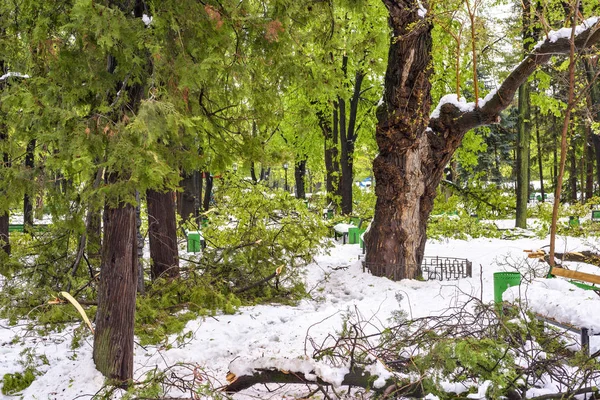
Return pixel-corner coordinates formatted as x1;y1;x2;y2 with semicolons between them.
362;256;472;281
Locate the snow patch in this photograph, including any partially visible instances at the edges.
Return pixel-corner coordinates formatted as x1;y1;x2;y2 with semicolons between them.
228;357;350;387
533;16;599;50
0;71;30;81
430;94;474;118
504;277;600;332
142;13;153;26
430;90;498;119
417;0;427;18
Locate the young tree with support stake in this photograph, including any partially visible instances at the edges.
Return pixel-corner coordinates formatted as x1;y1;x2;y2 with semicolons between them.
364;0;600;280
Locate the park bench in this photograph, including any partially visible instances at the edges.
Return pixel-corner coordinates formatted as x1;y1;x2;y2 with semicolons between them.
8;223;49;233
515;250;600;354
333;217;366;245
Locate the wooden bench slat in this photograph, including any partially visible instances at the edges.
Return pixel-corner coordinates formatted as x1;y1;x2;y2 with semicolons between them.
550;267;600;286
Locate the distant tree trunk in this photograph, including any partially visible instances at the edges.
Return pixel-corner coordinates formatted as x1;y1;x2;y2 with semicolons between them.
250;162;258;183
317;106;339;202
569;143;578;202
203;172;213;211
93;191;138;381
0;61;8;254
366;0;600;280
338;57;365;215
585;125;594;200
553;115;559;190
535;112;545;202
24;139;36;230
0;130;9;256
178;171;200;224
147;189;179;280
135;192;145;294
516;0;532;228
295;159;306;199
584;58;600;194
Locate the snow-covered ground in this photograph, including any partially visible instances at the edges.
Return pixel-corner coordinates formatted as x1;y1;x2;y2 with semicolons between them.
1;234;600;399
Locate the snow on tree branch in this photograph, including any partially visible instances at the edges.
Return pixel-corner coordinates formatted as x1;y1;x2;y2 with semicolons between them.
429;16;600;135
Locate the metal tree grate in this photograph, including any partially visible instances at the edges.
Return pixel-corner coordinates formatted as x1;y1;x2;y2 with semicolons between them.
363;256;472;281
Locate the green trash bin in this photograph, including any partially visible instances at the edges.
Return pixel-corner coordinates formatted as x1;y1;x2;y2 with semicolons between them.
493;272;521;304
187;231;202;253
201;217;209;228
348;227;360;244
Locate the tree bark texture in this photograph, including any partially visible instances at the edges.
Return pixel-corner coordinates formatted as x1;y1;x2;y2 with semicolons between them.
366;0;600;280
93;199;138;381
147;189;179;280
93;0;148;381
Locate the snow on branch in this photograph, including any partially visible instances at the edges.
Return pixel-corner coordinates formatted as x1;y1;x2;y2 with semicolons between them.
429;16;600;135
0;72;30;82
223;357;419;395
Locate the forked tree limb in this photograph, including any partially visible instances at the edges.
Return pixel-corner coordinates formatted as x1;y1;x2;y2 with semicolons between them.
223;367;423;398
429;18;600;135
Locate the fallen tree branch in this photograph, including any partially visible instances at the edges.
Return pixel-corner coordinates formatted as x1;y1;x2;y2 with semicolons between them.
222;367;423;397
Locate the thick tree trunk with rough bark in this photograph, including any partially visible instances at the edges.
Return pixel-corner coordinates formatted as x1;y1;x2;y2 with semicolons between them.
147;189;179;280
93;0;147;381
366;0;600;280
93;199;138;381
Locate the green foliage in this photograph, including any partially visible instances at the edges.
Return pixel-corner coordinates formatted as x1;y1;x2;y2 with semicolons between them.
196;175;331;301
1;368;36;395
135;277;240;346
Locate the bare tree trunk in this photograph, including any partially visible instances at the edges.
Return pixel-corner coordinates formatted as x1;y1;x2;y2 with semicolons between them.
0;130;9;256
295;159;306;199
569;143;578;202
516;0;532;228
147;189;179;280
203;172;213;211
535;112;545;202
178;171;201;224
135;192;145;294
93;0;147;381
24;139;36;230
93;196;138;381
585;125;594;200
549;2;579;266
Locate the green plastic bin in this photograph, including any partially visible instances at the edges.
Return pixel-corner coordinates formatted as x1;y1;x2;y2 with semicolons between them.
187;231;202;253
493;272;521;304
